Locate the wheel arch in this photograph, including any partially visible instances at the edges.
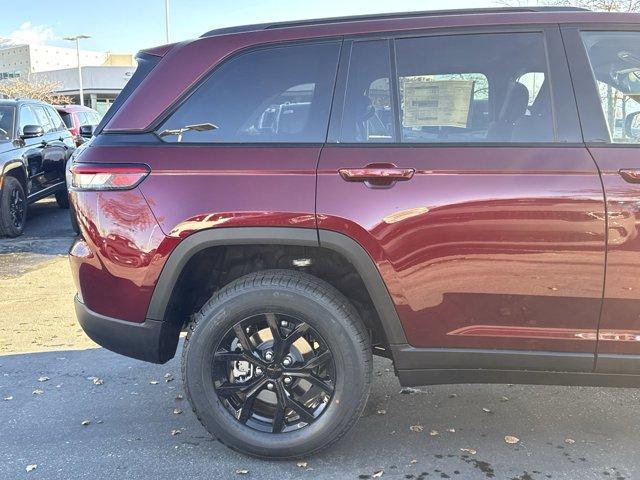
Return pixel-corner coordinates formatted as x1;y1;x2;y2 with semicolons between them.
2;161;27;191
146;227;408;349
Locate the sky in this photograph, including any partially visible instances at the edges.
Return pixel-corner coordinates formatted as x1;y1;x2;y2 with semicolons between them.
0;0;525;54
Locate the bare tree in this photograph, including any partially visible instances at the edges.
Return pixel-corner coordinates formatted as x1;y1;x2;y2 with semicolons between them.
500;0;640;11
0;78;72;105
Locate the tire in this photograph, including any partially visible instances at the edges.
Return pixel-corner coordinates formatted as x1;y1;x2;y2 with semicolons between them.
0;176;26;237
55;190;70;209
182;269;372;458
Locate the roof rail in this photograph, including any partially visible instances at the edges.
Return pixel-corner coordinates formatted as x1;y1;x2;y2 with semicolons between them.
201;6;589;37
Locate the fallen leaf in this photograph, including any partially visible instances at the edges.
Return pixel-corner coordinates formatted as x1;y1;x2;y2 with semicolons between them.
447;428;456;433
26;464;37;473
505;435;520;444
164;373;174;383
3;396;12;401
482;408;492;414
32;389;44;395
429;429;439;436
81;420;91;426
400;387;422;394
296;461;308;468
373;470;384;478
500;396;509;402
565;438;575;444
173;408;183;415
235;469;249;475
171;429;182;436
93;378;104;385
460;448;477;455
377;409;387;415
37;376;49;382
449;393;458;398
410;459;418;464
410;425;424;433
175;394;183;400
150;380;159;385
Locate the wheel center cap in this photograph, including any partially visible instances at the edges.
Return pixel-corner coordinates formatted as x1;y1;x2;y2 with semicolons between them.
266;364;283;379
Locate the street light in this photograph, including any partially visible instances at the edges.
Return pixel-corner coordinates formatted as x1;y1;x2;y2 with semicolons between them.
164;0;170;43
63;35;91;106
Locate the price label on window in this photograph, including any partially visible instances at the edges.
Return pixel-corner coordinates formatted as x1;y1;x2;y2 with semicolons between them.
402;79;474;128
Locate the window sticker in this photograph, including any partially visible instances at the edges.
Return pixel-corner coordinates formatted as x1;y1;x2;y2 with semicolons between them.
401;78;474;128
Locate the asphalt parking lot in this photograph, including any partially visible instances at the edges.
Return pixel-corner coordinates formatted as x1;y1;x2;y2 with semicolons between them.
1;200;639;480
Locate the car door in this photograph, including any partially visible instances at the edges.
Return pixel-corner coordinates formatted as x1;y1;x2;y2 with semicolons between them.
18;104;47;198
317;27;606;371
38;105;71;190
563;26;640;373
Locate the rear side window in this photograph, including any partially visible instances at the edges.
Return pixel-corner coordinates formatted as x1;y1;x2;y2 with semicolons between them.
59;112;73;128
581;31;640;144
157;42;341;143
341;40;395;143
395;32;554;143
45;106;66;132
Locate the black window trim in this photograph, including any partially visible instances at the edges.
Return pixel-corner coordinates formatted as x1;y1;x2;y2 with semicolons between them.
330;23;582;147
141;37;344;146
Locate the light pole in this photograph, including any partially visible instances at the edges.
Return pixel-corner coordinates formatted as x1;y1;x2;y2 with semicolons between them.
63;35;91;106
164;0;170;43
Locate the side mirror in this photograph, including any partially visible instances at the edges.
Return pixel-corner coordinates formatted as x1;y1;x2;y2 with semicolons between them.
21;124;44;139
79;124;94;139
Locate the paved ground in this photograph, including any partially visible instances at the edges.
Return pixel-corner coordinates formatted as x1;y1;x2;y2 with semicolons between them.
1;200;639;479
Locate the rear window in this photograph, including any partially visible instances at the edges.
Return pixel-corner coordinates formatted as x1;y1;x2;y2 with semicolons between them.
59;112;73;128
157;42;341;143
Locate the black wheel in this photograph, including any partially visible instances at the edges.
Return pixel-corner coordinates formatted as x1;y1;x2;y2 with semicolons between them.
182;270;372;458
55;190;70;209
0;176;26;237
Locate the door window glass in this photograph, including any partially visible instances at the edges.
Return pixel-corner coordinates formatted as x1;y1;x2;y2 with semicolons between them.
581;31;640;143
341;41;395;142
32;106;53;133
395;32;555;143
158;42;341;143
19;106;39;133
46;106;66;131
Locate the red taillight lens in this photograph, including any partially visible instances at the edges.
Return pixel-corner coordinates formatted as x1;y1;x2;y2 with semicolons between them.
70;164;150;191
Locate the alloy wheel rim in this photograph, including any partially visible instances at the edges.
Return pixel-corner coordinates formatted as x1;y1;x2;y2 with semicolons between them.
212;313;336;433
9;187;25;229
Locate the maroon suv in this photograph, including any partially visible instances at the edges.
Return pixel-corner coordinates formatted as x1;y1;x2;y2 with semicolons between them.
69;7;640;457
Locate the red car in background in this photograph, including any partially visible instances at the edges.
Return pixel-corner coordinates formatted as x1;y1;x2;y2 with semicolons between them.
55;105;101;143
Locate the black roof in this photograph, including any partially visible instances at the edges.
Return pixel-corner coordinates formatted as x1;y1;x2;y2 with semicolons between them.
201;6;588;37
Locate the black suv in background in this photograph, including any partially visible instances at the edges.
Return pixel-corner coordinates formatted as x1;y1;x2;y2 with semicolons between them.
0;99;75;237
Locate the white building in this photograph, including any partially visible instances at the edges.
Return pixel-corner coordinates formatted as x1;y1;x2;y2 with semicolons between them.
0;43;136;113
0;44;110;79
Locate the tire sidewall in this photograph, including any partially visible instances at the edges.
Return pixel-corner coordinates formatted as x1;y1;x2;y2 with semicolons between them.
0;176;26;237
184;279;370;458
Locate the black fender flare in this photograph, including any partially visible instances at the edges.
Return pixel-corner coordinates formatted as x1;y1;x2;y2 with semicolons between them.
145;227;408;347
1;160;27;188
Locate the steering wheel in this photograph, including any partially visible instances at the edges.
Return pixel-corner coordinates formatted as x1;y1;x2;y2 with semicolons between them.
0;127;8;139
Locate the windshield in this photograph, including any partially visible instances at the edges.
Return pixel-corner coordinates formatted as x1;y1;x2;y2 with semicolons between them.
0;106;15;141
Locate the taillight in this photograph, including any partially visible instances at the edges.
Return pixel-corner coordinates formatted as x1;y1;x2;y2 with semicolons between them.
70;164;150;191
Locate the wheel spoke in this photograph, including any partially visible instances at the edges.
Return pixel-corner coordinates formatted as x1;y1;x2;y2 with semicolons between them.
289;371;334;394
238;378;267;423
217;375;264;399
278;323;310;358
289;350;332;373
285;392;316;424
233;324;253;353
272;383;287;433
213;350;245;362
